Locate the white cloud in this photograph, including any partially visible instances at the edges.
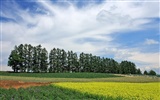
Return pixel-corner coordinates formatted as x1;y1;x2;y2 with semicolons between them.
0;66;12;71
105;47;160;74
106;47;159;65
144;39;159;45
1;1;159;72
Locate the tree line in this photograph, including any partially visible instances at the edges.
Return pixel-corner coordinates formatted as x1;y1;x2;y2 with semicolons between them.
8;44;156;75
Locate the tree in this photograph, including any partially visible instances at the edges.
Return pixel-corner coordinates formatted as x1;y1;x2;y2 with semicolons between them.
136;68;142;74
108;59;119;73
8;44;156;74
40;48;48;72
36;45;42;72
8;48;21;72
148;70;156;75
49;48;58;72
72;52;79;72
79;52;85;72
32;46;38;72
67;51;74;72
61;49;67;72
119;61;136;74
89;55;96;72
83;53;90;72
94;56;101;72
23;44;28;72
56;48;63;72
17;44;25;72
27;44;33;72
144;70;148;75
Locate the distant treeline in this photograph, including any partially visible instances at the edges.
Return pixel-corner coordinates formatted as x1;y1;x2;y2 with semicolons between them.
8;44;155;75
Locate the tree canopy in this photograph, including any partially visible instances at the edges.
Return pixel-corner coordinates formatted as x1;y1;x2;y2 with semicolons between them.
8;44;156;75
148;70;156;75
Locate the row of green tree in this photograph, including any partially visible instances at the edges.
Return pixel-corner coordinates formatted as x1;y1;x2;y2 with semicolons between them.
143;70;156;75
8;44;156;75
8;44;48;72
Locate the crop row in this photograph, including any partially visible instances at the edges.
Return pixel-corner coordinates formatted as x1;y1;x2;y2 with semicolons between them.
0;85;107;100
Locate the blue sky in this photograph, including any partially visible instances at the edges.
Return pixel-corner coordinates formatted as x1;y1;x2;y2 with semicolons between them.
0;0;159;74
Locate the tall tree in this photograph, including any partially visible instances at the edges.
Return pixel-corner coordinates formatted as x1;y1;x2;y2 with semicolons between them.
136;68;142;74
83;54;90;72
40;48;48;72
23;44;28;72
79;52;85;72
8;47;21;72
49;48;58;72
94;56;101;72
67;51;73;72
108;59;119;73
148;70;156;75
56;48;62;72
27;44;33;72
32;46;38;72
119;61;136;74
61;49;67;72
72;52;79;72
144;70;148;75
17;44;25;72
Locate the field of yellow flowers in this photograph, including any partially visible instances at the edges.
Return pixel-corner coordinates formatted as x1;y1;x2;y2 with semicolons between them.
54;82;160;100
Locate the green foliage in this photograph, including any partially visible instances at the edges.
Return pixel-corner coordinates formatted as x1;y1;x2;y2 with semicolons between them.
0;85;118;100
8;44;146;74
8;49;21;72
0;72;121;78
148;70;156;75
8;44;48;73
143;70;157;76
136;68;142;74
157;75;160;77
49;48;57;72
144;70;148;75
119;61;136;74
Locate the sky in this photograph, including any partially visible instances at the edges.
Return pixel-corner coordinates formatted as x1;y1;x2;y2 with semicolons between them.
0;0;159;74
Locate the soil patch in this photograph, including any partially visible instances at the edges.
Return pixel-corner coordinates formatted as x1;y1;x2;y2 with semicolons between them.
0;80;51;89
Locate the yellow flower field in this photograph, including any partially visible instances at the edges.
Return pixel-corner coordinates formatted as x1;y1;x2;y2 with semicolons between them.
54;82;160;100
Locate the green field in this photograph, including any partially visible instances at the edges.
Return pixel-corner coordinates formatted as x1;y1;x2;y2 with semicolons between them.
0;85;108;100
0;72;121;78
0;72;159;83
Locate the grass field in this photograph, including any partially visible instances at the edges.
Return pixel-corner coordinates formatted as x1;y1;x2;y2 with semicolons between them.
0;72;120;78
0;72;159;83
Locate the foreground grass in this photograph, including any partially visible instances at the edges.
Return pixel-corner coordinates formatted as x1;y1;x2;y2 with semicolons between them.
0;85;109;100
0;75;159;82
0;72;120;78
54;82;160;100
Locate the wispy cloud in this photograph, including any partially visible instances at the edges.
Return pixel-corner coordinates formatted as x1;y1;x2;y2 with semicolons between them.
144;39;159;45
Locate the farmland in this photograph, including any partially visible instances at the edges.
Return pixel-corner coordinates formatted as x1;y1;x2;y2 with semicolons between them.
0;74;159;83
0;72;121;78
0;72;160;100
54;82;160;100
0;85;107;100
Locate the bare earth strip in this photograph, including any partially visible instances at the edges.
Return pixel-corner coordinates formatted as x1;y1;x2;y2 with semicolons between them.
0;80;51;89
